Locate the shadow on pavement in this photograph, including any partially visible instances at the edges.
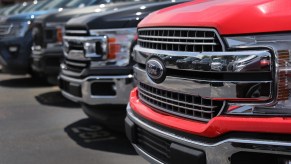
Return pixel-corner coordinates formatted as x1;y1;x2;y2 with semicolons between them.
0;77;50;88
65;118;138;155
35;91;80;108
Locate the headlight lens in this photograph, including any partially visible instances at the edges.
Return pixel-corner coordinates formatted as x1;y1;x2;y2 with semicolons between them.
4;21;30;37
90;28;136;66
224;34;291;115
45;22;65;45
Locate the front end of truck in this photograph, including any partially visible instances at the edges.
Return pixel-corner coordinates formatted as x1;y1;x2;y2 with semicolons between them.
0;19;33;74
59;26;136;108
31;21;65;82
58;1;186;126
125;0;291;163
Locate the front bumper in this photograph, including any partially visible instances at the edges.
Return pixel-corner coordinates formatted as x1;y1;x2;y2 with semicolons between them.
59;74;134;105
126;106;291;164
0;35;32;74
31;46;63;75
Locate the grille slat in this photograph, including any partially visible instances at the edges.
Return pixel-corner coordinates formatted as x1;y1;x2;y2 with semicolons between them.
139;86;217;110
138;28;223;52
65;29;89;36
65;59;89;74
138;38;217;45
139;83;224;122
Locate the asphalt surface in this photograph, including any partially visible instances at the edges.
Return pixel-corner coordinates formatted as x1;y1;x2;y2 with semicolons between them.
0;73;148;164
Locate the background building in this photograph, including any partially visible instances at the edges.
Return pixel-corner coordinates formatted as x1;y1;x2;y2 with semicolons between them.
0;0;34;6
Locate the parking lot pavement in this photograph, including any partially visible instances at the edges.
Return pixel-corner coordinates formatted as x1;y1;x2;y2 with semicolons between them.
0;74;147;164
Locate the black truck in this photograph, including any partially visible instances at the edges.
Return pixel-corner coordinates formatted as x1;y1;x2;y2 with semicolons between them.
31;0;149;84
58;0;187;128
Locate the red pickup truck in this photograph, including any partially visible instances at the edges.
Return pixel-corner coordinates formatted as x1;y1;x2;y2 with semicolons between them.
125;0;291;163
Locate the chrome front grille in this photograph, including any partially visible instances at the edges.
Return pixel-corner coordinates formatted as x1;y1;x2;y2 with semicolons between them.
64;59;89;74
67;41;84;51
0;24;12;35
138;83;225;122
62;29;91;76
138;28;224;52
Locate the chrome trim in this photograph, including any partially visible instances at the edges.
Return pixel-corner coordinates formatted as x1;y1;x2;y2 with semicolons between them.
134;65;273;105
63;36;107;59
65;60;87;67
63;36;107;42
132;145;164;164
89;27;136;35
127;106;291;164
61;69;84;77
65;30;88;35
229;44;282;109
138;38;217;46
225;33;291;48
134;42;281;108
134;45;272;72
45;22;65;27
63;50;88;61
47;43;62;48
59;74;134;105
224;34;291;109
139;35;215;40
138;27;226;51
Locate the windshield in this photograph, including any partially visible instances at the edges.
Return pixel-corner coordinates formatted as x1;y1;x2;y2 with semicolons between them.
6;2;33;15
39;0;71;10
20;0;49;12
16;2;35;13
64;0;98;8
40;0;100;10
0;4;18;15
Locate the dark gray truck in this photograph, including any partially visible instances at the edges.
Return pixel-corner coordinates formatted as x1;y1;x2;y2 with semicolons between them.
58;0;187;128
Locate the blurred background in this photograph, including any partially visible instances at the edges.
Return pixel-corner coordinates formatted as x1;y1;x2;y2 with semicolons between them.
0;0;34;6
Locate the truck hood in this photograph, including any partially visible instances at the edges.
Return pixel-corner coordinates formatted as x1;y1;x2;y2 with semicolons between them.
138;0;291;35
35;3;136;24
5;9;58;22
66;1;185;30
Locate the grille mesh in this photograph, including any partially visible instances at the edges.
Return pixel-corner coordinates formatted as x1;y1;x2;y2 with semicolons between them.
138;28;223;52
138;83;225;122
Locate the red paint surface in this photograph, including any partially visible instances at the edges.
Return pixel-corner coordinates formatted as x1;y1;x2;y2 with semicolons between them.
130;88;291;138
139;0;291;35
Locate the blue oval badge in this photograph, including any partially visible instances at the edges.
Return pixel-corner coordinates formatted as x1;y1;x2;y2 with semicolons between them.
146;58;166;83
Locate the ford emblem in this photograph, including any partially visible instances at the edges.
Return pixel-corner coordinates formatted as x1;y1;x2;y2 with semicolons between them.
146;58;166;83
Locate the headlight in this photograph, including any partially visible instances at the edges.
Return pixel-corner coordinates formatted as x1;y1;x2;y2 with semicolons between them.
89;28;136;66
45;22;65;45
4;21;30;37
224;33;291;115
